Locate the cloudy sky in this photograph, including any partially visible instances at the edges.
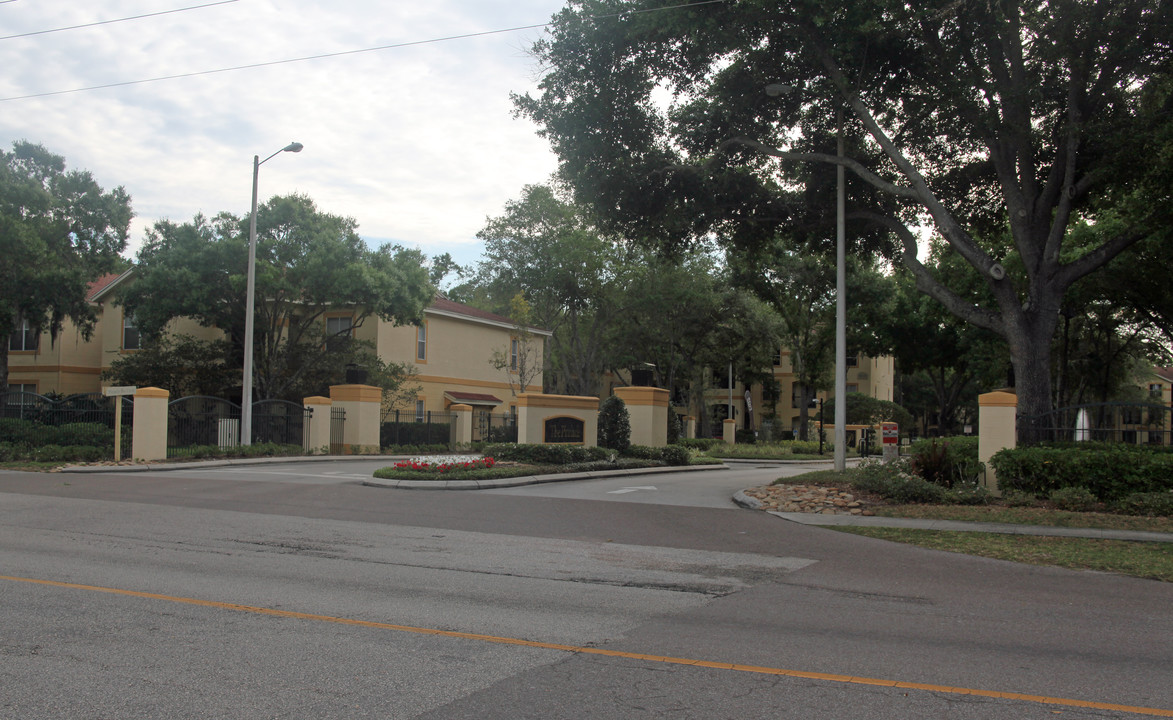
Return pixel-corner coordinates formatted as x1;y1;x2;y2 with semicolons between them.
0;0;571;269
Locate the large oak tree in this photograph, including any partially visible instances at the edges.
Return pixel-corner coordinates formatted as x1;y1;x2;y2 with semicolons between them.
517;0;1172;439
1;141;132;390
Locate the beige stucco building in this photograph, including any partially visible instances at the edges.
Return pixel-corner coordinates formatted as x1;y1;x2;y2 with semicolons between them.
701;349;897;437
6;270;549;424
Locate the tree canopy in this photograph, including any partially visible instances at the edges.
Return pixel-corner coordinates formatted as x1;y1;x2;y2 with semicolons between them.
120;194;433;401
517;0;1173;437
1;141;132;389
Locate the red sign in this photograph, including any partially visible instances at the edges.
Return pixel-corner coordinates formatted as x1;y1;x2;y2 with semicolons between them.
881;422;899;445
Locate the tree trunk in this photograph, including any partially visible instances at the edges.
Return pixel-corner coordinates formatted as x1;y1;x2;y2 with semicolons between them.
1006;311;1059;445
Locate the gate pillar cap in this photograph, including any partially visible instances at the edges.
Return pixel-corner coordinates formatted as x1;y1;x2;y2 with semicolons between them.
979;390;1017;408
134;387;169;399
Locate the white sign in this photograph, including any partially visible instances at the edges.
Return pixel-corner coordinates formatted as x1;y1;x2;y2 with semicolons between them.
103;386;137;397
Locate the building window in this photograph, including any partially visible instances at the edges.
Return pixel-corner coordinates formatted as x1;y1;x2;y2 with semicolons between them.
122;313;141;351
510;338;519;370
415;399;426;422
791;383;803;409
1150;383;1164;399
846;383;859;394
416;324;427;362
325;315;353;351
846;354;859;368
772;349;782;367
8;316;38;352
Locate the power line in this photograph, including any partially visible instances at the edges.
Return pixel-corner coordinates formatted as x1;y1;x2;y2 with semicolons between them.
0;0;731;103
0;0;239;42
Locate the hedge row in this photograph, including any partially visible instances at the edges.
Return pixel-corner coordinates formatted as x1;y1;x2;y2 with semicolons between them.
989;444;1173;501
0;419;115;448
482;443;693;467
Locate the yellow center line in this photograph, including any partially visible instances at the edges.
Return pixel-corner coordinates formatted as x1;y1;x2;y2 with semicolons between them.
4;573;1171;717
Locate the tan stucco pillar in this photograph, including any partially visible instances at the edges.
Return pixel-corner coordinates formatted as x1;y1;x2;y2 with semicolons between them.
132;387;169;461
684;416;696;440
613;386;670;447
303;396;332;454
723;418;737;445
449;404;473;449
978;390;1017;495
329;384;382;454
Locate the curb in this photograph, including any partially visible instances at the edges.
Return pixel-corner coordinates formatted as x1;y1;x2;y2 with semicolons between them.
364;463;729;490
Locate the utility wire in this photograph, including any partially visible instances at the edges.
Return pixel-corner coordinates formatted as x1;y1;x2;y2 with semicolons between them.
0;0;730;103
0;0;239;41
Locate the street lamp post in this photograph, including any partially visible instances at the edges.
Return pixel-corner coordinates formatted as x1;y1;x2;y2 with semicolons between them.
241;141;303;445
765;84;847;471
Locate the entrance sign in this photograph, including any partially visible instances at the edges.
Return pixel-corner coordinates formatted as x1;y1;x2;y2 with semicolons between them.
545;416;585;444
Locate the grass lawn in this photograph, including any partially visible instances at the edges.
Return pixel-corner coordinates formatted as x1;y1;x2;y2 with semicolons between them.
778;466;1173;582
834;527;1173;582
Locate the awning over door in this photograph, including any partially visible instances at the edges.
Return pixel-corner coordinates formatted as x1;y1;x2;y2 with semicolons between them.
443;391;503;408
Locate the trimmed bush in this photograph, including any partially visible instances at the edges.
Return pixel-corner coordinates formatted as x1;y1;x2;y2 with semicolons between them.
483;443;608;465
598;395;631;453
1113;491;1173;517
989;444;1173;501
850;459;948;504
679;438;720;451
1048;486;1099;512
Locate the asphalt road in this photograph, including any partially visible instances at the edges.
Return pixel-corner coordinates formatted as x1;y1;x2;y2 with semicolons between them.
1;459;1171;719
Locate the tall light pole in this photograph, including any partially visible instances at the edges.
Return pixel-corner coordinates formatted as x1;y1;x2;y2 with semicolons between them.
766;84;847;470
241;141;302;445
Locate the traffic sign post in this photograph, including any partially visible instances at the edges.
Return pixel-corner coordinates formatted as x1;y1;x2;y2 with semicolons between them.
103;386;137;462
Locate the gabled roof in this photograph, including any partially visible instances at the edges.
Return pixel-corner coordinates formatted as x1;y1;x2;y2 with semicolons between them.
426;296;552;337
87;267;134;302
1155;367;1173;384
443;391;503;406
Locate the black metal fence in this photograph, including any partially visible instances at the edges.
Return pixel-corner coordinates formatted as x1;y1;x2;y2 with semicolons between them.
1019;402;1173;446
167;396;313;456
168;396;241;457
330;407;346;454
252;399;311;447
476;412;517;443
381;409;453;447
0;392;130;456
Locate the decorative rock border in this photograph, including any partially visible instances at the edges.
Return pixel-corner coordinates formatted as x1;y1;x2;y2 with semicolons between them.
739;484;875;515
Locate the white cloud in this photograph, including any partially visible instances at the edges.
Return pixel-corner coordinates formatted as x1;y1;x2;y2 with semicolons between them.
0;0;565;265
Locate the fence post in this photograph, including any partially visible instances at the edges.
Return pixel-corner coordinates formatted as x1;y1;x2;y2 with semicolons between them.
303;396;332;454
450;404;473;450
723;418;737;445
131;387;169;461
978;390;1017;495
329;384;382;454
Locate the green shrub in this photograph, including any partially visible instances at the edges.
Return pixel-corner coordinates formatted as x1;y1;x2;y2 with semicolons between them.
483;443;607;465
735;429;757;444
850;459;948;504
678;438;720;451
52;422;114;447
1001;489;1038;507
989;444;1173;501
622;444;691;466
667;411;682;445
1048;486;1100;512
908;436;982;488
0;418;40;444
943;483;993;505
1112;491;1173;517
598;395;631;453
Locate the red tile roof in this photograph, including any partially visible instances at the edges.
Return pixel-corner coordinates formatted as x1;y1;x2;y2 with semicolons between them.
86;272;123;301
428;296;550;334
